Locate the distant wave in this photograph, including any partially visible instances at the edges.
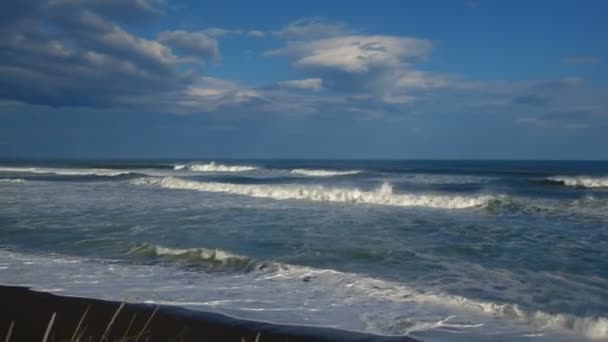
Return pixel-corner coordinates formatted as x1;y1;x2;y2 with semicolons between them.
0;178;25;183
136;177;495;209
268;264;608;339
126;243;257;271
0;166;133;177
89;163;175;170
290;168;361;177
173;162;258;173
546;176;608;188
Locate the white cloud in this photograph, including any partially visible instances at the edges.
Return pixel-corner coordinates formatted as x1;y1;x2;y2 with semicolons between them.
157;30;219;61
395;70;450;90
48;0;167;20
382;94;416;104
1;2;605;128
269;35;431;73
276;78;323;91
247;30;265;38
201;27;232;37
273;17;352;40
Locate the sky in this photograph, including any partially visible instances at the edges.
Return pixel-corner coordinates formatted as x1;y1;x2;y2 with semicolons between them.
0;0;607;159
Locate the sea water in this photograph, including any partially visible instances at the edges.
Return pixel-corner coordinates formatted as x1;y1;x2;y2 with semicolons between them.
1;160;607;341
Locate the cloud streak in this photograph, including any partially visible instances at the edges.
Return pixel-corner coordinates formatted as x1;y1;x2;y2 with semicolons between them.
276;78;323;91
562;56;600;65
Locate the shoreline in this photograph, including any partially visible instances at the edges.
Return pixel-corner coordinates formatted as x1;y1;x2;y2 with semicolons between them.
0;285;417;341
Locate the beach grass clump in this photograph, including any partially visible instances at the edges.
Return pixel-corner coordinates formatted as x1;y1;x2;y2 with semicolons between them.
3;302;262;342
4;301;160;342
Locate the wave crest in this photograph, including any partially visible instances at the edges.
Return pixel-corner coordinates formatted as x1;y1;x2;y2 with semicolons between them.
174;162;258;172
126;243;257;271
0;178;26;183
137;177;495;209
290;168;361;177
0;166;132;177
547;176;608;188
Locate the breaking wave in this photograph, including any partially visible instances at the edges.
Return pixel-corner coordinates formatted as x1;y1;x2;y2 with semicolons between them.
136;177;495;209
547;176;608;188
290;168;361;177
0;178;25;183
126;243;257;271
173;162;258;173
0;166;132;177
268;264;608;339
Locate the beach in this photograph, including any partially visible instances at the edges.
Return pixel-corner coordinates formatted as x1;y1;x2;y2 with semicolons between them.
0;285;415;341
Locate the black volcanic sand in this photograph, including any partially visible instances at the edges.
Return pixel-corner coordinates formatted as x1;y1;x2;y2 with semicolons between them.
0;285;417;341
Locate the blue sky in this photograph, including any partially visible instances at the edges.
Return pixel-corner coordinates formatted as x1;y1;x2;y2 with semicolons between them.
0;0;607;159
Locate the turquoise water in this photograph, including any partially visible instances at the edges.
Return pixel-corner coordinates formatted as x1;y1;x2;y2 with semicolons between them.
1;160;607;341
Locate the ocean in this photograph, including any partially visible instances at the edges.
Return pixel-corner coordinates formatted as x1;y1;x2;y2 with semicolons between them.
1;159;607;341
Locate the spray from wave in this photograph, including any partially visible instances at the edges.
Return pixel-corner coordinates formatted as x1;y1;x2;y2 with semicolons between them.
135;177;495;209
290;168;361;177
173;162;258;173
547;176;608;188
0;166;132;177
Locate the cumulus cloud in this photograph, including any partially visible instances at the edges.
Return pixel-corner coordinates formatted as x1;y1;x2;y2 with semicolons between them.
270;35;431;73
0;4;604;127
158;30;219;61
0;0;205;109
264;17;607;126
276;78;323;91
268;20;443;106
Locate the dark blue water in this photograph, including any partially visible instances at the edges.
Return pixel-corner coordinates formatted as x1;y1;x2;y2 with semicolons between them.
1;160;607;341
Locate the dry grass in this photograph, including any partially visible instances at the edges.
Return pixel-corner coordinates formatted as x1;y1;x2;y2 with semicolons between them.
3;301;160;342
3;302;262;342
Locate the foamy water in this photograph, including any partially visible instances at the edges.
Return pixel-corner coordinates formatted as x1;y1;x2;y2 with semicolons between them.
0;166;132;177
547;176;608;188
0;178;25;183
136;176;495;209
174;162;258;172
290;168;361;177
1;160;608;341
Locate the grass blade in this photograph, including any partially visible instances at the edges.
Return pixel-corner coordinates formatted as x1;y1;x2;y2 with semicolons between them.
70;305;90;342
42;313;56;342
135;305;159;341
5;321;14;342
101;301;126;342
121;313;137;342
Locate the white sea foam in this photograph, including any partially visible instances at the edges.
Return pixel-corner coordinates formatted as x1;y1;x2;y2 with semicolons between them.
174;162;258;172
362;312;483;336
290;168;361;177
2;247;606;339
127;243;252;267
547;176;608;188
0;178;25;183
267;264;608;339
137;177;495;209
0;166;131;177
